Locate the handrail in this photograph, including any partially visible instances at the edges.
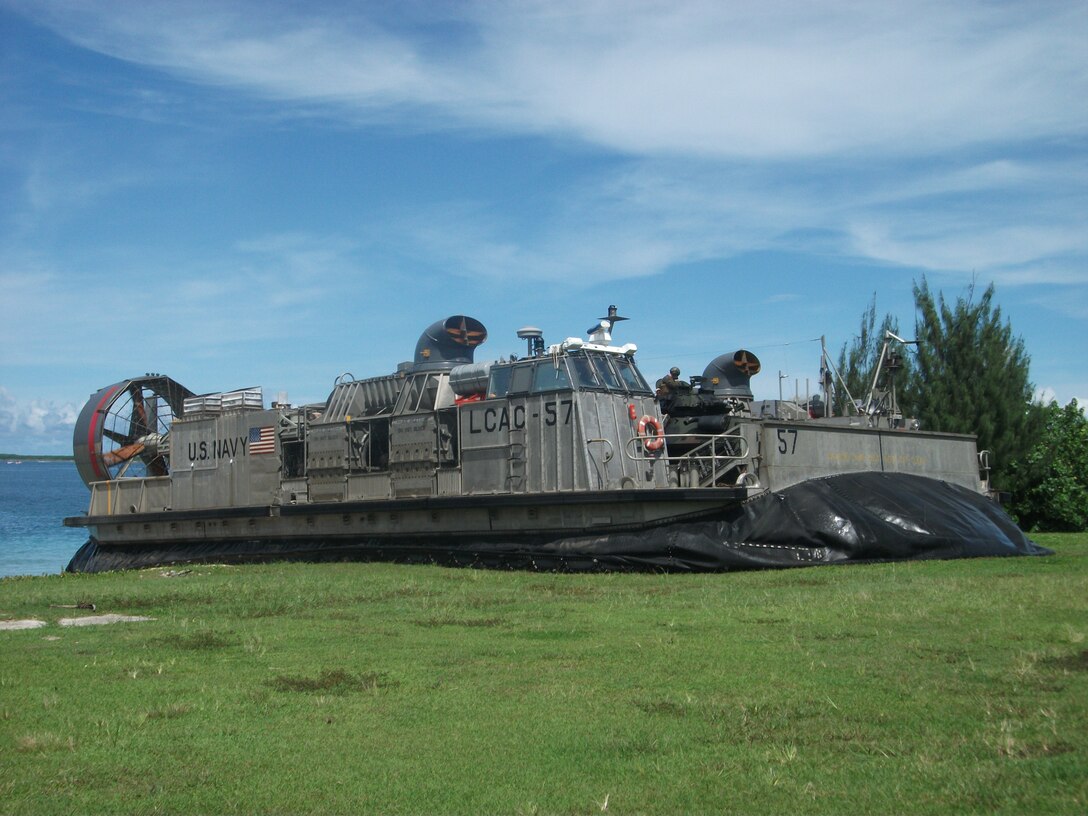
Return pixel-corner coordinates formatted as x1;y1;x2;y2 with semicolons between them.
624;429;749;464
625;429;752;489
585;438;615;464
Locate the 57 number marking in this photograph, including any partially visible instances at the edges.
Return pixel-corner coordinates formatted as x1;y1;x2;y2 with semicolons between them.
777;428;798;455
543;399;573;427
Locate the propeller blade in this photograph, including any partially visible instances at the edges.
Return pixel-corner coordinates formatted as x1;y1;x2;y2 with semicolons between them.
102;442;145;466
103;428;130;445
133;391;150;437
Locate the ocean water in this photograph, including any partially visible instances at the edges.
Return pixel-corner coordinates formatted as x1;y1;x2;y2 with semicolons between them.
0;460;90;578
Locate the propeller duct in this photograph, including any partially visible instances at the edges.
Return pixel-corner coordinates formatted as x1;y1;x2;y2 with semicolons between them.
72;375;193;488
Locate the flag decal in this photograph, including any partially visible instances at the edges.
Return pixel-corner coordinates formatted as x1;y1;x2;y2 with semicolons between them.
249;426;276;455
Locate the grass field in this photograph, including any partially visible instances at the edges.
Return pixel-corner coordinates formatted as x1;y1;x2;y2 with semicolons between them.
1;534;1085;814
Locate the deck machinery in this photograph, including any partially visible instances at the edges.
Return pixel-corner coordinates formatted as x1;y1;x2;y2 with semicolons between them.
65;307;1042;572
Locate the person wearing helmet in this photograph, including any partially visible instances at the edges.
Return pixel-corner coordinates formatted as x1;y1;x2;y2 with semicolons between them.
655;366;684;411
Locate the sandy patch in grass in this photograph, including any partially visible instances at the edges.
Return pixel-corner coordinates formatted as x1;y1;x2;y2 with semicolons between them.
58;614;154;627
2;614;155;631
0;619;47;631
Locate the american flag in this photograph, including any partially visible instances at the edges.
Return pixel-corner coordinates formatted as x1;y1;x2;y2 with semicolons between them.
249;426;276;455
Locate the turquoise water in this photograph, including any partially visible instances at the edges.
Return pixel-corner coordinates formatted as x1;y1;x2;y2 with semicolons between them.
0;460;90;577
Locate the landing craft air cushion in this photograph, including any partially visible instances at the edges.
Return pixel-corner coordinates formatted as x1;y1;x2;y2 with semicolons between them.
64;307;1043;572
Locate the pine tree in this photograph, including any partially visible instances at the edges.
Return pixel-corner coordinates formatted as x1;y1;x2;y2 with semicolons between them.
906;278;1036;494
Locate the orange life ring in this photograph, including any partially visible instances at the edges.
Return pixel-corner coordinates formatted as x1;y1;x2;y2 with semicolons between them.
638;415;665;451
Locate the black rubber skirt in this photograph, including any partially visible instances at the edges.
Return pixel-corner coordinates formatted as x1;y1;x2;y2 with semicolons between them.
67;472;1048;573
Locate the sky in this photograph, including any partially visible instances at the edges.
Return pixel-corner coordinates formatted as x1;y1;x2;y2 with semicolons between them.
1;0;1086;455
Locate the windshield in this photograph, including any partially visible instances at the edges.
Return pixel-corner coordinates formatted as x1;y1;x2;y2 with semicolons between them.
590;355;623;390
487;366;512;399
567;354;601;388
533;361;572;392
612;357;652;394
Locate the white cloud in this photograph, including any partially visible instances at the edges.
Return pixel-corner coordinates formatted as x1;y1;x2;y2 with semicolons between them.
11;1;1087;159
483;2;1088;159
1;0;1085;390
1034;387;1088;412
882;160;1088;203
0;386;78;453
369;152;1087;288
4;1;1085;288
848;220;1088;281
0;233;357;368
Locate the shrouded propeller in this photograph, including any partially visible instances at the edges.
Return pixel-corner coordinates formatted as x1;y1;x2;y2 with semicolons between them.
73;375;193;488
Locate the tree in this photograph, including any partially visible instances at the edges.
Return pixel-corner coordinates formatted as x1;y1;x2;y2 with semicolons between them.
834;295;914;417
906;278;1037;495
1009;400;1088;531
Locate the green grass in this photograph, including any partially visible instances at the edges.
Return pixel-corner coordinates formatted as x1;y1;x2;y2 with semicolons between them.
1;534;1086;814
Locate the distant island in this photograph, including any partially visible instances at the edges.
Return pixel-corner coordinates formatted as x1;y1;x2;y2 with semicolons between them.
1;453;74;461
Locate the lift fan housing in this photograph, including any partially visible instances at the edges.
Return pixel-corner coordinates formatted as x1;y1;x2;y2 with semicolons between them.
73;375;193;488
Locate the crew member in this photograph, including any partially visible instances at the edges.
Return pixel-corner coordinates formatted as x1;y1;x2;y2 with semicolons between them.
656;366;684;411
652;367;678;400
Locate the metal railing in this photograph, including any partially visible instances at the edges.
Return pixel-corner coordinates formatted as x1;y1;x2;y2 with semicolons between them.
625;428;752;488
89;476;171;515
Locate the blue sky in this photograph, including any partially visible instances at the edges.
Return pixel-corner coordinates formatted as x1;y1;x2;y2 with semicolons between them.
1;0;1086;455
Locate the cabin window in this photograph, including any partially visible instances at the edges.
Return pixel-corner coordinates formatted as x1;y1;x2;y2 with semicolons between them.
533;360;572;393
509;363;534;394
567;354;601;389
590;354;622;390
487;366;513;399
613;357;652;394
